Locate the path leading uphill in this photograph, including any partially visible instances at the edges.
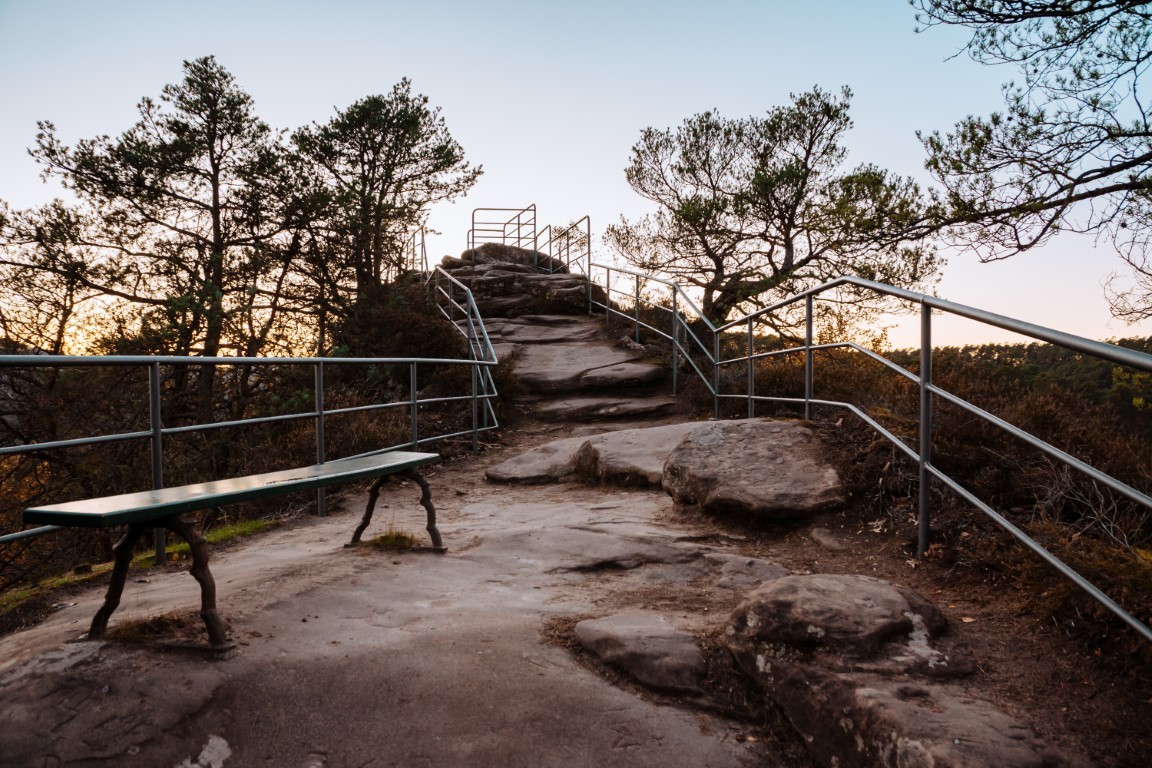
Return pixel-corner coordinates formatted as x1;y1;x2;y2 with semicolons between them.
0;245;1144;767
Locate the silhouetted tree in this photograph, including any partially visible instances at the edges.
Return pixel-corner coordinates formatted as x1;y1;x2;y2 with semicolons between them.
608;87;938;325
913;1;1152;314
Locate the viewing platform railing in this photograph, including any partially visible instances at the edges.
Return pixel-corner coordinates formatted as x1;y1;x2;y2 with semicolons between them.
466;205;590;274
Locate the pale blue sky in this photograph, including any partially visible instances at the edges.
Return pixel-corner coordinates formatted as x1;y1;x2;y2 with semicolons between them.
1;0;1145;346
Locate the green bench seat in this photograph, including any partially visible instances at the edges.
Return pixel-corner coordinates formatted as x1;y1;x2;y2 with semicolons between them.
23;450;443;649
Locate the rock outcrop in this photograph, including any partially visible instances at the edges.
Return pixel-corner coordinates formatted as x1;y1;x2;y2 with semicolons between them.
725;573;1081;768
662;420;844;518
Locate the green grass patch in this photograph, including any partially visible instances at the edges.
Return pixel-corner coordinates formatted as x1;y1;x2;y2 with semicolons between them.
141;517;277;565
367;528;418;551
1;517;279;627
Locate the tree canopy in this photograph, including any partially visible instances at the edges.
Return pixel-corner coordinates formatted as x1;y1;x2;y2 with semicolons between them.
0;58;478;364
913;1;1152;313
607;87;939;326
292;80;480;325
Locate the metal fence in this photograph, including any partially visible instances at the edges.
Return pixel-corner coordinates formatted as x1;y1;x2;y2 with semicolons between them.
0;269;498;571
466;205;590;274
588;261;1152;645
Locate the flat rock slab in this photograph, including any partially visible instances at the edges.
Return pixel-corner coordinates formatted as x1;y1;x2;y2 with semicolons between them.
578;361;665;389
485;435;590;484
663;419;844;518
573;423;704;486
515;343;659;393
533;396;678;421
575;612;706;695
486;422;703;486
483;316;603;344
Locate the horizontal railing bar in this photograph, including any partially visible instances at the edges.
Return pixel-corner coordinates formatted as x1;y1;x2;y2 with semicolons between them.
162;411;316;436
719;275;1152;373
0;430;153;456
0;525;64;544
926;464;1152;644
0;354;495;368
731;396;921;463
927;382;1152;510
727;342;921;384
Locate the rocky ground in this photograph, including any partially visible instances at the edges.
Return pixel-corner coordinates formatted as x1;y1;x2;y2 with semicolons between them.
2;245;1150;767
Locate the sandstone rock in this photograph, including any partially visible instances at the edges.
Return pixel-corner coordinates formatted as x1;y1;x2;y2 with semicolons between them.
486;422;704;486
454;242;569;273
727;573;947;656
810;527;846;551
484;435;588;484
575;612;706;695
531;396;677;421
754;666;1081;768
515;343;647;393
721;573;1078;767
662;420;844;518
572;423;704;487
703;553;790;590
578;362;665;389
481;316;602;344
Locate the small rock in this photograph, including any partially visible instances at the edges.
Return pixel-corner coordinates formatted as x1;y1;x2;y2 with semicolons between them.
809;527;845;551
575;612;706;695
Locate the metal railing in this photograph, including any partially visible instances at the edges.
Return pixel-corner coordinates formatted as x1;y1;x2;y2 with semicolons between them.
466;205;590;274
0;272;498;569
468;205;538;251
588;261;1152;644
402;228;428;276
535;216;591;274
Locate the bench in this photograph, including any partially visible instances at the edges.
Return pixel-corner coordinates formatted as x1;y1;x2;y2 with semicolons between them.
23;450;442;649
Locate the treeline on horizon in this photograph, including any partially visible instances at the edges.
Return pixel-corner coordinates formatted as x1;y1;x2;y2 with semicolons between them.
0;57;479;385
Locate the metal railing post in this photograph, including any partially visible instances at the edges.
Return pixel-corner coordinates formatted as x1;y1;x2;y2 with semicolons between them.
410;362;419;448
713;332;721;420
149;363;166;563
747;317;755;419
314;362;327;517
804;295;814;421
471;362;479;455
634;274;641;342
605;267;612;328
671;292;680;395
918;303;933;557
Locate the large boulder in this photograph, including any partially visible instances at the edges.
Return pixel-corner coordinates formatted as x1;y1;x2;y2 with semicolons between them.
727;573;947;657
724;573;1080;768
662;419;843;519
449;242;569;273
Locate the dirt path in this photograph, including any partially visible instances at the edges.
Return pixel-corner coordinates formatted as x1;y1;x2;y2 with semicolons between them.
0;423;789;768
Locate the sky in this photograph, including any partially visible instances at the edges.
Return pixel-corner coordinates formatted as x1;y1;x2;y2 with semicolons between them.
1;0;1147;348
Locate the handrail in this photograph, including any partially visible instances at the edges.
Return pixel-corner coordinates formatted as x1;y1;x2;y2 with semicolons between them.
586;260;1152;645
468;205;537;251
465;205;591;276
533;215;591;274
0;274;500;566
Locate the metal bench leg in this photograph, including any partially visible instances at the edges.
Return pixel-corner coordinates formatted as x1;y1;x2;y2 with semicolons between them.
349;476;388;545
400;469;444;551
165;516;229;647
88;523;146;640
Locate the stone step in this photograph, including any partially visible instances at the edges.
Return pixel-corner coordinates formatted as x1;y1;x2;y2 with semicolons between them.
530;395;678;422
